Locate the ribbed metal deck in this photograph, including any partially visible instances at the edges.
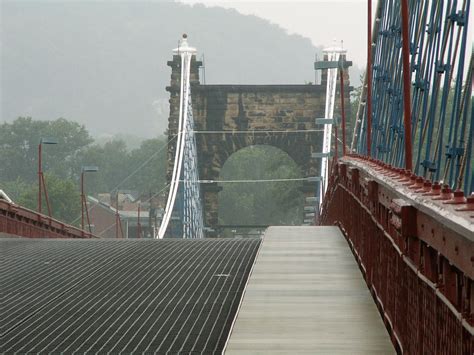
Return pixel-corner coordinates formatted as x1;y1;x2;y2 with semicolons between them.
225;226;395;354
1;238;260;354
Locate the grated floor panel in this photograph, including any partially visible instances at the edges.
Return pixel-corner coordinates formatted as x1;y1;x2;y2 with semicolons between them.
0;238;260;354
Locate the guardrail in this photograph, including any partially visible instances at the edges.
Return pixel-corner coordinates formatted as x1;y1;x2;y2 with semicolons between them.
0;200;96;239
321;155;473;354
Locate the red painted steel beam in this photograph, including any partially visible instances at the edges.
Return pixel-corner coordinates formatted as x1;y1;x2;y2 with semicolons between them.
81;172;85;231
340;68;346;156
401;0;413;171
367;0;372;157
320;156;474;352
38;143;42;214
0;200;96;239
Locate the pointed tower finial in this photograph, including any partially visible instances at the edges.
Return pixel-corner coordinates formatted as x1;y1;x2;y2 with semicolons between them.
173;34;196;55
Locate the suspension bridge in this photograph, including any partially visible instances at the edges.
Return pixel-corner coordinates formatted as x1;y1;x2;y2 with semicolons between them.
1;0;473;353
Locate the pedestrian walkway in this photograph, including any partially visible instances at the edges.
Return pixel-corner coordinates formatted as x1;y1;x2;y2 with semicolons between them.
225;226;395;354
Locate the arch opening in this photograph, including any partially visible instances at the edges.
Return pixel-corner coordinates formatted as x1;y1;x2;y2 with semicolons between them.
217;145;304;234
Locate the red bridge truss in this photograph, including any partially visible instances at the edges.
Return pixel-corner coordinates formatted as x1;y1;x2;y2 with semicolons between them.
321;155;473;354
0;200;95;239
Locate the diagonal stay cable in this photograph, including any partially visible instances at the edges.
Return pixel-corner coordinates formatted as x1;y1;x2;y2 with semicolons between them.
94;182;170;238
69;134;177;226
110;134;178;194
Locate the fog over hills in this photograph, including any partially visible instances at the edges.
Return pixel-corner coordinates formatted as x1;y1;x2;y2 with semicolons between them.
2;1;328;138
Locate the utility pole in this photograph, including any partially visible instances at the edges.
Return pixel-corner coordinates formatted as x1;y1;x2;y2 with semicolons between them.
38;138;57;216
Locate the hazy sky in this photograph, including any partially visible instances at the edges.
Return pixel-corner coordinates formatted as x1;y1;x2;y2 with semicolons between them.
2;1;472;137
179;0;473;72
179;0;375;70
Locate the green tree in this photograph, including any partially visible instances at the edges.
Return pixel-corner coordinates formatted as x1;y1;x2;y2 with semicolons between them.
0;117;93;183
0;178;30;202
0;117;171;225
218;145;304;226
75;136;168;196
14;173;80;223
127;137;167;195
76;139;131;194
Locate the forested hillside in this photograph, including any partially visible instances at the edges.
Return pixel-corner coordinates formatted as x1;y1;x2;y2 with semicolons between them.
1;1;321;137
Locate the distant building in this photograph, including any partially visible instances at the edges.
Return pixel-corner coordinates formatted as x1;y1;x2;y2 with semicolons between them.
87;196;162;238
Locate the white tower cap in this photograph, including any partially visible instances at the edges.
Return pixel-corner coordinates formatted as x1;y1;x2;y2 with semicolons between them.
323;39;347;54
173;34;197;55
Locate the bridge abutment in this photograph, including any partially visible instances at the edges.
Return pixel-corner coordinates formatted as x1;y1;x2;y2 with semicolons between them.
201;182;221;236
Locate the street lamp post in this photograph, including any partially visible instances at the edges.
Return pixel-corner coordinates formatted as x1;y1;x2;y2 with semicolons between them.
38;137;58;216
81;166;99;232
137;202;142;239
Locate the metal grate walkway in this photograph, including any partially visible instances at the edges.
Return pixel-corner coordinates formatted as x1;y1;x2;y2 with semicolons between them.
1;238;260;354
225;226;395;354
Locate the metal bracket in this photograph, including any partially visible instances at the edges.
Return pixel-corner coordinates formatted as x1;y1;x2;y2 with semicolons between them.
314;60;352;70
311;152;333;159
315;118;339;125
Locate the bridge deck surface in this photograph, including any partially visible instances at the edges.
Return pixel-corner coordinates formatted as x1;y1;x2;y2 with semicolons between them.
225;226;395;354
1;238;260;354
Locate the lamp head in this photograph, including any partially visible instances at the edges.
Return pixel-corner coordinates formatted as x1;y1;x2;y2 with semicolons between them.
82;166;99;173
40;137;58;145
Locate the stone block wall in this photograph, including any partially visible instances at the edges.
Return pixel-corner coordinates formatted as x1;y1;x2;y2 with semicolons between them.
166;54;352;231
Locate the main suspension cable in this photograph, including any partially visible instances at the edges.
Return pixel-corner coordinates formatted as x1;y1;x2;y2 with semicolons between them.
179;177;319;184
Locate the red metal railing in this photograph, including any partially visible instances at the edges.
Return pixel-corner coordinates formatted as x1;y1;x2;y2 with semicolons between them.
321;155;473;354
0;200;96;239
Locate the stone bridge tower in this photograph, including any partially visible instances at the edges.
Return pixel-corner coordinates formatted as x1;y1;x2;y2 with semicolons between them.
166;49;351;234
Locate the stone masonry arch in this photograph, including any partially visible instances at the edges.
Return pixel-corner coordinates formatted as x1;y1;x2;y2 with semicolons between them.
166;54;351;233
